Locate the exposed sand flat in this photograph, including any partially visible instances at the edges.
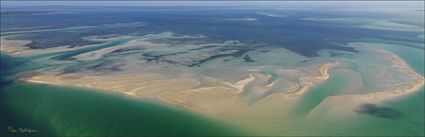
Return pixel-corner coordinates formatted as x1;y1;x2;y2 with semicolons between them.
1;37;32;55
6;29;421;118
223;73;256;93
238;72;276;98
261;79;276;94
19;48;423;122
22;61;339;114
287;62;339;97
158;86;242;114
24;73;239;113
358;47;424;100
1;36;77;56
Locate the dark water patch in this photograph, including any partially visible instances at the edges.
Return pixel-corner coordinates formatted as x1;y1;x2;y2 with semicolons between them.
50;38;131;60
188;53;231;67
142;44;231;66
1;51;74;85
87;60;124;72
60;65;82;74
142;52;184;65
146;37;211;45
355;103;403;120
110;47;145;54
3;6;418;57
257;49;270;53
145;51;189;59
60;60;124;74
0;54;34;86
103;48;146;58
300;59;312;63
189;44;219;51
189;47;250;67
243;55;254;62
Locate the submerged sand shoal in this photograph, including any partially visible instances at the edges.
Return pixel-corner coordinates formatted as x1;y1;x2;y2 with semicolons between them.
23;51;423;115
22;62;336;114
3;33;420;116
2;33;424;134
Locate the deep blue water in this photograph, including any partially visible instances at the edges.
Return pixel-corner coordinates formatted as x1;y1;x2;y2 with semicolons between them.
2;6;422;57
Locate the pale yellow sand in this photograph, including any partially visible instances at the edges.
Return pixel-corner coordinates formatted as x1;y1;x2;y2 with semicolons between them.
5;34;421;118
1;37;32;55
24;73;237;114
359;47;424;100
22;62;338;114
15;43;424;135
222;73;256;93
287;62;339;97
3;32;423;133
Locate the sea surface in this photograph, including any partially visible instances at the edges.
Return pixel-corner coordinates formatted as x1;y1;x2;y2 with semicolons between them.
1;5;424;136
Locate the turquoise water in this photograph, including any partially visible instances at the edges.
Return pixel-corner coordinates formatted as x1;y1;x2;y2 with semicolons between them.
1;4;424;136
359;42;424;136
287;41;425;136
0;53;57;84
0;83;240;137
366;39;424;76
1;46;241;137
294;70;347;116
311;42;423;136
1;40;423;136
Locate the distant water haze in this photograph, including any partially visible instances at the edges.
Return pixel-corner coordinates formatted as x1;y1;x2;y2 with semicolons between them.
1;1;424;9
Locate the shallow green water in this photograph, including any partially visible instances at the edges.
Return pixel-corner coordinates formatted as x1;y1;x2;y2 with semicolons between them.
366;39;424;76
348;88;424;136
286;41;425;136
295;71;347;116
358;42;425;136
1;51;241;136
0;83;240;137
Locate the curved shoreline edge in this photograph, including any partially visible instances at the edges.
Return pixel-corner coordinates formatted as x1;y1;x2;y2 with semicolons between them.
359;47;424;100
21;47;424;114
